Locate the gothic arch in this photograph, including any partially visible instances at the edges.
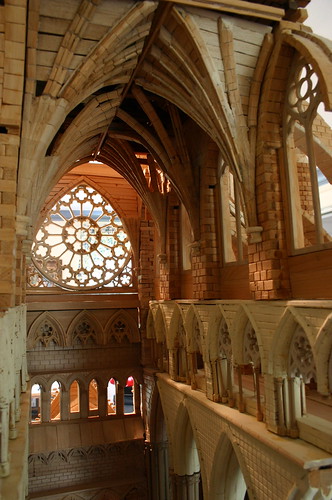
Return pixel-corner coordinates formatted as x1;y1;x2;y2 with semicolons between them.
154;306;167;345
27;312;65;349
172;401;201;477
168;303;186;350
207;308;226;363
209;431;250;500
146;308;156;341
67;310;102;346
281;31;332;111
231;305;262;368
105;309;139;344
270;307;317;377
30;376;47;392
315;313;332;395
184;305;204;356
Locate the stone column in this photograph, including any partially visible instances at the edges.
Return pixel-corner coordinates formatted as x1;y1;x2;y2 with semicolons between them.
0;399;10;477
117;385;124;416
254;367;263;421
60;388;69;421
237;365;245;413
276;377;286;435
98;383;108;418
147;441;170;500
134;382;141;415
41;388;50;422
9;400;17;439
172;472;201;500
217;359;227;402
80;388;89;419
287;377;299;437
15;370;21;421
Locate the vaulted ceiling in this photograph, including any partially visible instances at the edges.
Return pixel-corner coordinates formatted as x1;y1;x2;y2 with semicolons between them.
18;0;312;244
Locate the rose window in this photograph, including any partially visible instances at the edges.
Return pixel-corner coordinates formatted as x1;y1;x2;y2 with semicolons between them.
30;184;133;289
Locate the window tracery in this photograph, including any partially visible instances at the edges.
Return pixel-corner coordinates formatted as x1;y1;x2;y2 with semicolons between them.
34;319;59;348
219;318;232;360
284;55;332;250
73;319;97;346
288;325;316;384
28;184;133;290
243;322;260;368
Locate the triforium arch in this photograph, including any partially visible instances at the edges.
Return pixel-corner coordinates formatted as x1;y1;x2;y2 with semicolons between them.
67;311;102;347
105;309;140;344
27;312;65;349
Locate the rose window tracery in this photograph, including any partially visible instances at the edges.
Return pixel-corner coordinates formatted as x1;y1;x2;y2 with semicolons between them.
30;184;133;290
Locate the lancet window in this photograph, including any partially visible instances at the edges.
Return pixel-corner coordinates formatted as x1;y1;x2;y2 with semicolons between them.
284;55;332;250
219;162;248;263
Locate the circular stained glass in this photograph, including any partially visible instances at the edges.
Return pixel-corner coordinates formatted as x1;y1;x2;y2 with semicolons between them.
32;185;132;289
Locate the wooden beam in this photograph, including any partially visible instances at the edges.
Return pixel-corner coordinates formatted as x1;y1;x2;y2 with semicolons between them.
94;2;173;159
162;0;285;21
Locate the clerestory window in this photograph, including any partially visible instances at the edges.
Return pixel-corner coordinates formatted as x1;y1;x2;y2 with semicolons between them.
284;55;332;251
219;162;248;263
27;184;133;290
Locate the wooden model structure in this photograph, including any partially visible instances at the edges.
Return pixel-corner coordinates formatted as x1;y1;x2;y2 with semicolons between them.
0;0;332;498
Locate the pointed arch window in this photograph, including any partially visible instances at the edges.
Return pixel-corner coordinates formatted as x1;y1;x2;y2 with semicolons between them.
219;162;248;263
28;184;133;290
70;380;80;416
284;55;332;250
50;381;61;421
89;379;99;416
107;378;117;415
31;384;41;423
124;376;135;415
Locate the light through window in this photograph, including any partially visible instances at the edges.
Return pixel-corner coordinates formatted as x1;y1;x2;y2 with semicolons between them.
29;184;133;289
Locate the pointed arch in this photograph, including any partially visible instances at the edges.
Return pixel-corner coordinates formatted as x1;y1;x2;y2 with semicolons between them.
316;313;332;395
172;401;200;477
168;303;186;350
68;310;102;346
30;183;133;290
270;307;316;377
209;431;250;500
154;307;167;345
27;312;65;349
105;309;139;344
231;305;262;366
281;31;332;111
184;305;204;356
207;307;225;363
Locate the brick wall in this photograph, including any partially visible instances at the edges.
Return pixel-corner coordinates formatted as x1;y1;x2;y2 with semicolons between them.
28;441;147;496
